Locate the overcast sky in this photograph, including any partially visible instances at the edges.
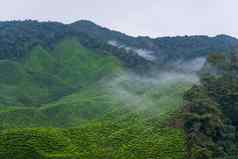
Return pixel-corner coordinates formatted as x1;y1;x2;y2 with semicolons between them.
0;0;237;38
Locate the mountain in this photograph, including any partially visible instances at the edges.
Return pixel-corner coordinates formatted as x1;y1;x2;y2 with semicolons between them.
71;20;238;62
0;20;238;159
1;20;238;63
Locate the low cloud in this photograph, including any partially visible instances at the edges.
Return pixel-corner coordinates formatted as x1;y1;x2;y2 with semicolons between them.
107;40;156;61
103;68;199;112
171;57;207;73
104;43;206;114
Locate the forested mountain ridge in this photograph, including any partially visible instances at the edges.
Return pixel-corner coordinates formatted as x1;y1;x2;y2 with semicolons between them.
71;20;238;62
1;20;238;63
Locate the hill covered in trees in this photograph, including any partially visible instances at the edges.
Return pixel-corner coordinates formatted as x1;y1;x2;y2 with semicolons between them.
183;53;238;159
0;20;238;159
1;20;238;62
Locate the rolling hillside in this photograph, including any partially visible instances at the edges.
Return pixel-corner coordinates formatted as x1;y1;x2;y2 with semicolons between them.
0;20;237;159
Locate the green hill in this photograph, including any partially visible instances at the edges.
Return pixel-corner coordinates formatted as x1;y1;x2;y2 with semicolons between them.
0;70;192;128
0;38;191;158
1;20;231;158
0;38;121;107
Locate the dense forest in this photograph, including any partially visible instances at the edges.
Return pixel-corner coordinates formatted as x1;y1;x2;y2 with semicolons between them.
0;20;238;159
1;20;238;61
184;53;238;159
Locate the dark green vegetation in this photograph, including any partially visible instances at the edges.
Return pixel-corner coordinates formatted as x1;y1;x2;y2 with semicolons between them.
71;20;238;62
1;20;238;63
0;20;238;158
183;53;238;159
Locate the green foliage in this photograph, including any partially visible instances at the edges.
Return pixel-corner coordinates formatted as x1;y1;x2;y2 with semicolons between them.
0;20;154;72
0;71;191;128
0;128;74;159
71;20;238;62
1;20;237;66
0;61;190;158
183;86;226;159
0;20;68;59
207;53;226;65
3;20;237;158
51;39;121;86
0;121;187;159
183;53;238;159
201;54;238;126
0;39;121;107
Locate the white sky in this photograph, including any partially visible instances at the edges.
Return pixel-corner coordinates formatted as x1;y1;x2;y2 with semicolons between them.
0;0;237;38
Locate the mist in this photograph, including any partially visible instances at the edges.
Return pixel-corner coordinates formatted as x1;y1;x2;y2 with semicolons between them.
107;40;156;61
103;57;204;113
173;57;207;73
